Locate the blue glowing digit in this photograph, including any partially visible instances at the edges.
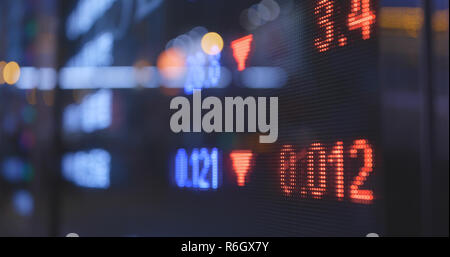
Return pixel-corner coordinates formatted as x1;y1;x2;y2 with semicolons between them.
198;148;211;189
194;52;206;89
190;148;200;188
184;56;195;94
175;148;188;187
184;53;206;94
211;148;219;189
206;53;221;88
184;51;221;94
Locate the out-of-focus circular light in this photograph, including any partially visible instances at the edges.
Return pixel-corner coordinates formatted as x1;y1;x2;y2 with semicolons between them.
12;190;34;217
3;61;21;85
0;61;7;84
188;26;208;42
201;32;224;55
247;5;264;27
157;48;186;80
262;0;280;21
257;2;272;22
240;9;255;31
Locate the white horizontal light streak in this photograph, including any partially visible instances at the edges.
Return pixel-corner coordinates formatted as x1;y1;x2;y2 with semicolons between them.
14;66;285;90
59;66;159;89
16;67;57;90
241;66;287;89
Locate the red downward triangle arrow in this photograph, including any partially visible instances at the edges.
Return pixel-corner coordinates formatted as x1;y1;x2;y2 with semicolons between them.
231;35;253;71
230;150;254;187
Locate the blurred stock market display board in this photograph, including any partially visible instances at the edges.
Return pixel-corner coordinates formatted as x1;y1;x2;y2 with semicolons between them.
0;0;448;236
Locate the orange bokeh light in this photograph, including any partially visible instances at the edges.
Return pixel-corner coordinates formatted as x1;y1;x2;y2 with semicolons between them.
157;48;186;80
3;61;21;85
0;61;6;84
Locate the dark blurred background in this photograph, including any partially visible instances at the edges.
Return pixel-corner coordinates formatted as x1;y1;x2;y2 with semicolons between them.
0;0;448;236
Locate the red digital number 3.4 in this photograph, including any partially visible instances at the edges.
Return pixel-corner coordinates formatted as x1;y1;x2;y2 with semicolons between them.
315;0;376;52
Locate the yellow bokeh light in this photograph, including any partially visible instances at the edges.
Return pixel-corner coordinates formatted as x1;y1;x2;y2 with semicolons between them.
3;61;21;85
0;61;6;84
201;32;224;55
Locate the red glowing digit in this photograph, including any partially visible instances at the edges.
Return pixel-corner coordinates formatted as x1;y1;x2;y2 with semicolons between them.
349;139;374;204
306;143;327;199
328;141;344;200
338;36;347;47
347;0;376;40
231;34;253;71
230;150;254;187
280;145;297;196
314;0;334;52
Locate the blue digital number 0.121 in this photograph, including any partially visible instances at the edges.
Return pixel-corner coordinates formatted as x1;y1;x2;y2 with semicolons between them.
175;148;219;190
